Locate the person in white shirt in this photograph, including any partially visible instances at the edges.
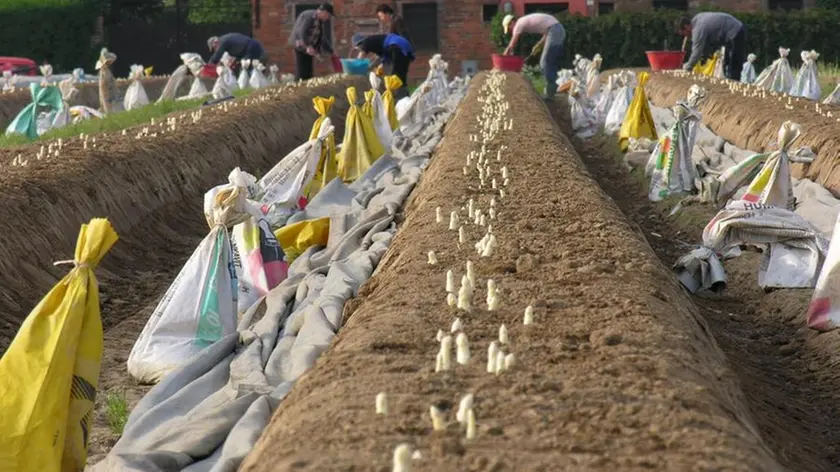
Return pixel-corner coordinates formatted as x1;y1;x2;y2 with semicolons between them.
502;13;566;100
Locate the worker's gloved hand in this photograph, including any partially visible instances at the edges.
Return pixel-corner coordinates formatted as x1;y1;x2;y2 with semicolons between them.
306;46;316;56
682;62;693;71
375;65;384;76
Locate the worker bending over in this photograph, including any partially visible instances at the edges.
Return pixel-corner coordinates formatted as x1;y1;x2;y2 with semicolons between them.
677;12;747;81
207;33;266;64
353;33;414;100
289;3;335;81
502;13;565;101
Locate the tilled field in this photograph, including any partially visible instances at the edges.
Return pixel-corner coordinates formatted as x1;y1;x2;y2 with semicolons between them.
0;77;212;129
240;73;782;471
645;72;840;196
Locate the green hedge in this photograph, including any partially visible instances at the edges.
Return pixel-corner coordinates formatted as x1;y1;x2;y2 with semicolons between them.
0;0;100;71
490;8;840;70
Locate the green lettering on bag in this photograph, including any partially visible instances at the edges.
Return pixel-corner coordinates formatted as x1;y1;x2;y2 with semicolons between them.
195;231;225;347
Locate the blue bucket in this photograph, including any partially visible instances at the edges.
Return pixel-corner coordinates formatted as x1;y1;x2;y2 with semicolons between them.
341;58;370;76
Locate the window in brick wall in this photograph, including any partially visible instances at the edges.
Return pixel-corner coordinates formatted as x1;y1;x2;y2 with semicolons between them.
483;3;500;23
652;0;688;9
598;2;614;14
401;3;439;51
768;0;803;10
524;3;569;14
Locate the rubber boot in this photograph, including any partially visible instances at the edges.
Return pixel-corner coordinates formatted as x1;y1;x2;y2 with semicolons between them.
544;81;558;102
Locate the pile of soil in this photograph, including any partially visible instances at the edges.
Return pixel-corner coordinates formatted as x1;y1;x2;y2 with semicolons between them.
0;76;214;129
0;75;366;351
240;73;780;471
646;72;840;196
549;100;840;471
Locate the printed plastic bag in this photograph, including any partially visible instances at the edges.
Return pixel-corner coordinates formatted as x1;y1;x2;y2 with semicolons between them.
568;81;598;138
305;97;338;200
238;59;251;89
604;71;635;135
231;214;286;314
249;60;269;89
754;47;794;94
791;50;821;100
337;86;386;182
127;171;258;384
740;121;810;210
274;216;331;264
0;219;118;471
383;75;402;130
124;64;150;110
618;72;656;152
808;213;840;330
5;83;63;139
647;85;707;201
741;53;757;84
364;73;393;152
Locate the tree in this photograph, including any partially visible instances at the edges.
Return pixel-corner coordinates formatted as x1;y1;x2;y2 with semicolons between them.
187;0;250;24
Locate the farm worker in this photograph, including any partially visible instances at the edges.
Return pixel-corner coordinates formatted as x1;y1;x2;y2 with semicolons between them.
207;33;267;65
676;12;747;81
352;33;414;100
289;3;335;81
502;13;565;101
375;4;410;42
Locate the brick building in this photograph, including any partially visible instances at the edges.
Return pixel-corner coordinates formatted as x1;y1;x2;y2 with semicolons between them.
253;0;815;83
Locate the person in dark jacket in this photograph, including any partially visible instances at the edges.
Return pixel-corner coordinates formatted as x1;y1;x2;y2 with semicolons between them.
676;12;747;81
352;33;414;99
207;33;267;64
289;3;335;81
375;4;410;42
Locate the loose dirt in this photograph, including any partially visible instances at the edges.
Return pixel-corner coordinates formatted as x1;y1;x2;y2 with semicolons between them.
549;100;840;471
240;73;781;471
645;72;840;196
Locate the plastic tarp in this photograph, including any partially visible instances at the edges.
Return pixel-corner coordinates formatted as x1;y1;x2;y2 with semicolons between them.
754;47;794;94
646;85;707;201
791;50;821;101
93;75;467;472
5;83;63;139
675;200;828;293
336;86;385;183
124;64;150;111
741;53;758;84
618;71;656;153
0;219;118;471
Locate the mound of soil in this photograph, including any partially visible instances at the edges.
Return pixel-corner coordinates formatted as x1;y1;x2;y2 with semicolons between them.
0;75;366;351
240;73;780;471
0;77;214;129
646;72;840;197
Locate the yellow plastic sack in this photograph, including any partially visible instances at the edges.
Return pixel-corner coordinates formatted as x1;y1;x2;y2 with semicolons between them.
375;65;384;77
305;96;338;199
693;53;718;76
0;218;118;472
618;72;657;153
144;66;154;77
362;88;376;119
336;86;385;183
383;75;402;130
274;217;330;263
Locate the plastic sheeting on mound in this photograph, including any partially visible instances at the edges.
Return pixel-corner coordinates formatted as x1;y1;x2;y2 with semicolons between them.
92;75;469;472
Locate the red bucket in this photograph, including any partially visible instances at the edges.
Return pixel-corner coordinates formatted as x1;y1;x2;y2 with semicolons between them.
645;51;685;72
491;53;525;72
200;63;219;78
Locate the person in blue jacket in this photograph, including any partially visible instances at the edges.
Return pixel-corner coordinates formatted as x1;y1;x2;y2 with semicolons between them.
352;33;414;99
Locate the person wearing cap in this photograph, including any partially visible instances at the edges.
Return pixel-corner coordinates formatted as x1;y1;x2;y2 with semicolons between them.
501;13;565;101
207;33;267;65
375;4;410;42
675;12;747;81
352;32;414;99
289;3;335;81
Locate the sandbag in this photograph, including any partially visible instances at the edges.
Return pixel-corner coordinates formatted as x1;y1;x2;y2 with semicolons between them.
0;219;118;471
5;83;63;139
808;213;840;330
2;70;17;92
157;64;189;102
585;54;602;99
238;59;251;90
593;74;616;124
603;71;635;135
741;122;812;210
693;49;719;77
305;97;339;200
96;48;122;114
675;200;828;293
791;50;821;101
383;75;402;130
646;85;707;201
618;71;656;152
741;53;757;84
824;83;840;104
713;47;725;78
568;80;598;138
127;170;259;384
249;60;269;89
337;86;385;183
269;64;279;85
754;47;794;94
364;73;393;152
124;64;150;110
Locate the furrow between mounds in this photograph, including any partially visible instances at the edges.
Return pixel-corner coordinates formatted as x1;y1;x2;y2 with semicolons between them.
645;72;840;197
241;73;781;471
0;77;212;130
0;76;366;350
